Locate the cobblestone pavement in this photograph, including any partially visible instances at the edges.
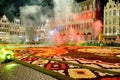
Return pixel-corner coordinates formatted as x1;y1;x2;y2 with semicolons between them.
0;62;58;80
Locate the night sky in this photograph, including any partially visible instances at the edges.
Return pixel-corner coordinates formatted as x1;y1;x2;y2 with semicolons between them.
0;0;119;21
0;0;54;21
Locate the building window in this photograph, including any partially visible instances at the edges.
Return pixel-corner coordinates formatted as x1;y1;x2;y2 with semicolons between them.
113;18;116;24
116;11;119;16
2;29;4;32
105;27;107;34
109;20;111;24
90;5;92;10
105;12;107;17
119;10;120;16
10;32;12;35
1;24;4;27
109;11;112;16
113;10;116;16
79;24;81;30
87;5;89;10
105;20;107;25
113;26;116;34
79;7;82;12
6;29;8;32
84;6;87;10
109;27;111;33
109;5;112;8
77;24;79;30
74;24;76;29
5;25;8;28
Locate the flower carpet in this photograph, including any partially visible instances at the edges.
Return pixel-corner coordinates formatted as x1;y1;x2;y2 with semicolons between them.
13;46;120;80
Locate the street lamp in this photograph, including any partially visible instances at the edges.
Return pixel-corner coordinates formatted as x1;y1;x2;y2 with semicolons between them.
0;48;13;63
5;53;12;62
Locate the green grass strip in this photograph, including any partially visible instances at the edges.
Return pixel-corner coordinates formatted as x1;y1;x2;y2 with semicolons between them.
13;58;75;80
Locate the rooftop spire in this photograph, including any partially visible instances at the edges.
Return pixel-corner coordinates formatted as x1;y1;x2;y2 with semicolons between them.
109;0;113;2
1;15;8;22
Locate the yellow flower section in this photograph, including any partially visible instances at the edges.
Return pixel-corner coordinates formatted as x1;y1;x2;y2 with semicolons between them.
32;60;49;65
77;48;120;56
68;69;96;79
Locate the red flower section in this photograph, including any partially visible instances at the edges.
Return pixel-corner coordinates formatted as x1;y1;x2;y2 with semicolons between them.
15;49;21;52
21;56;38;62
100;77;120;80
45;63;67;70
13;53;22;57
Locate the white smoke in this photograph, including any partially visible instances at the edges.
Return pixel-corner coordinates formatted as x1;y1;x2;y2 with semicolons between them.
20;6;38;15
20;5;39;25
19;0;75;42
20;0;75;26
20;5;53;26
19;0;54;41
53;0;74;19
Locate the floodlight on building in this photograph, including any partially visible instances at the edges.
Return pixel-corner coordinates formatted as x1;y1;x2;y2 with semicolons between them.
49;30;55;35
107;33;109;35
115;32;118;35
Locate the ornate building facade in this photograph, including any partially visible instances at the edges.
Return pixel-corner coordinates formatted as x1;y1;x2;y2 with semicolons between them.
0;15;10;42
103;0;120;42
10;18;26;42
52;0;101;43
0;15;26;43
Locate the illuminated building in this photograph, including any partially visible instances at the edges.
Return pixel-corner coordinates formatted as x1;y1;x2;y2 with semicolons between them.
0;15;26;43
39;24;46;42
0;15;10;42
10;18;26;41
103;0;120;42
53;0;102;42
